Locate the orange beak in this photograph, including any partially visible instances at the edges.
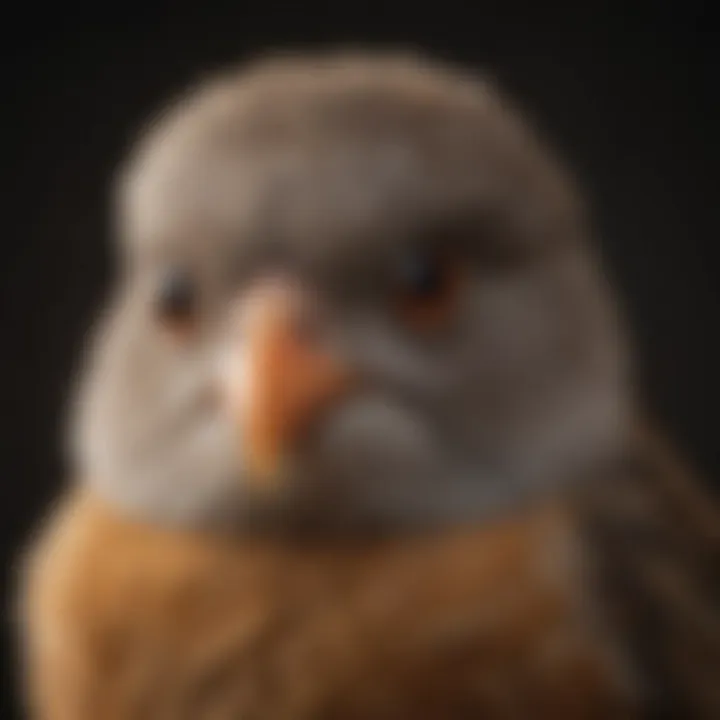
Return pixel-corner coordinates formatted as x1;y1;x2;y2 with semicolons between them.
225;278;354;490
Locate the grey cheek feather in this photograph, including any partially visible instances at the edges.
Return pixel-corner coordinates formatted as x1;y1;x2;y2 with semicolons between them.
312;395;515;526
77;333;251;527
337;311;461;400
314;395;442;483
87;408;245;527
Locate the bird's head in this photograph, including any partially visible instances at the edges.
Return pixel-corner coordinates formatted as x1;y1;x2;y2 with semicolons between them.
72;52;629;533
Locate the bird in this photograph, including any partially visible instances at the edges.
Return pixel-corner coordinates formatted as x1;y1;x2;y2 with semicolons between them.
16;51;720;719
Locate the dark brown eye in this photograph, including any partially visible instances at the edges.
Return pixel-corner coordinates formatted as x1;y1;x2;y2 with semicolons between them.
155;268;196;327
394;249;462;331
398;251;447;297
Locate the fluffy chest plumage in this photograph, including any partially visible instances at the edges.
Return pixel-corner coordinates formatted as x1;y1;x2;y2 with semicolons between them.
24;492;637;719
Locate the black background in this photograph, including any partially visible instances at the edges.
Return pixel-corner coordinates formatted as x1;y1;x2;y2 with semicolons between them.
1;3;718;717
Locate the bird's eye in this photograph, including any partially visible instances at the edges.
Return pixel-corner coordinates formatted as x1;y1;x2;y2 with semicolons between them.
393;249;462;331
155;268;196;329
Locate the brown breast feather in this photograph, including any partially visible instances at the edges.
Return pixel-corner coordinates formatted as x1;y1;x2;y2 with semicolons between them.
20;489;636;720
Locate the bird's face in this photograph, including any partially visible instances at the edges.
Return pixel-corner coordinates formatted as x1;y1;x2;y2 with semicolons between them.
74;55;629;532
